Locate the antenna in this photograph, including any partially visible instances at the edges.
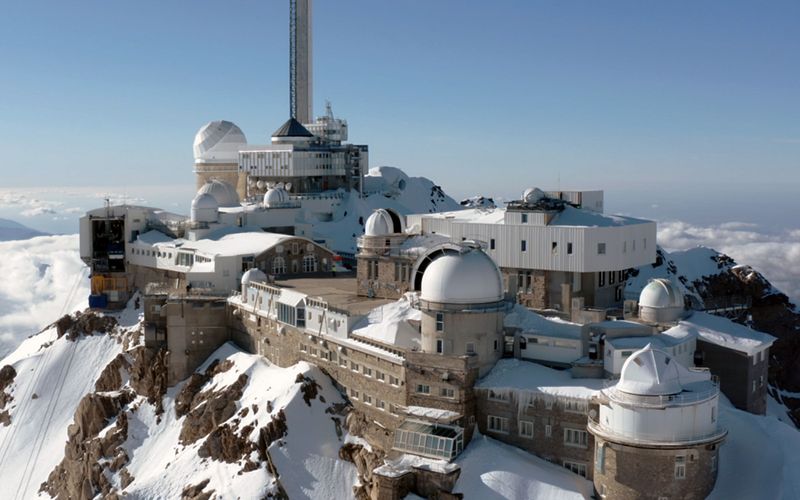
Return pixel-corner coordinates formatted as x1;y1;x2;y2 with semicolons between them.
289;0;313;123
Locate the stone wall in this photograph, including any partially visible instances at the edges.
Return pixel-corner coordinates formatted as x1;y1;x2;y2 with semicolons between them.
475;390;594;479
254;238;335;277
164;298;229;385
356;257;413;300
592;436;721;500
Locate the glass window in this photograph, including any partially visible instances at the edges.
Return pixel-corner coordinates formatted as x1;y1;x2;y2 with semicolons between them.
487;415;509;434
567;242;573;254
521;240;527;252
436;339;444;354
416;384;430;394
675;456;686;479
435;312;444;332
521;214;528;223
519;420;534;438
490;239;495;250
597;243;606;255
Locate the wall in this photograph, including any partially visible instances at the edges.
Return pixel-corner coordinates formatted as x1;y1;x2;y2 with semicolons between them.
696;340;768;414
163;297;229;385
592;436;720;500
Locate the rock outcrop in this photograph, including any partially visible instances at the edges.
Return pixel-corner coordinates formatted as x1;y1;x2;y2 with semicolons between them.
0;364;16;426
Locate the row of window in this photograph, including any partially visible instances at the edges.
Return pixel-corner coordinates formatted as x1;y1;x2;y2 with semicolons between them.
415;383;456;399
343;386;401;414
488;391;588;414
598;270;627;287
271;254;318;274
486;415;587;447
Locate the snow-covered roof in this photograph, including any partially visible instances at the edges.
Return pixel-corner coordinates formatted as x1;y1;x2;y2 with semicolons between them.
180;229;293;257
607;327;696;351
421;205;649;227
420;249;504;304
404;406;461;422
350;297;421;350
398;234;452;257
135;229;173;245
666;311;775;356
504;305;582;340
475;359;603;399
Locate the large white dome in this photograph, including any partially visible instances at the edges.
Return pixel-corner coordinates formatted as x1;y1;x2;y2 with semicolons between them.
639;279;684;309
241;268;268;287
193;120;247;162
364;208;404;236
420;249;504;305
197;180;240;208
617;345;683;396
190;192;219;223
264;187;290;208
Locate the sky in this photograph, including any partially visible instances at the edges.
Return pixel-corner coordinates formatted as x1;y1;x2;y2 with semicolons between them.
0;0;798;199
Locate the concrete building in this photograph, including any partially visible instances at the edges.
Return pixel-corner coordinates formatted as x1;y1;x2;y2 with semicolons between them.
588;346;727;499
405;187;657;319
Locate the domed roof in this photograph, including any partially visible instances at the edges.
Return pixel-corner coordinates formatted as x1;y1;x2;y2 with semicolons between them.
193;120;247;162
241;268;268;287
191;192;219;210
639;279;684;309
264;187;290;207
197;180;240;208
364;208;404;236
420;249;504;305
522;187;546;204
617;345;683;396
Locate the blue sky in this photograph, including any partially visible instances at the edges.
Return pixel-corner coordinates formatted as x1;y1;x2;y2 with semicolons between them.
1;0;798;201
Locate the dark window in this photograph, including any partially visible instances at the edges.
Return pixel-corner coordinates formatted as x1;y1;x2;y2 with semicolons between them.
521;214;528;223
521;240;527;252
598;272;605;287
609;272;615;285
551;242;558;255
567;242;573;254
490;239;496;250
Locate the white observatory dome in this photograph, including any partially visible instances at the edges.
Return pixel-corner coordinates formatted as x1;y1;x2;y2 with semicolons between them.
420;249;504;305
241;268;268;287
639;279;686;323
193;120;247;163
264;187;290;208
364;208;405;236
190;192;219;223
617;345;683;396
522;187;546;204
197;179;240;208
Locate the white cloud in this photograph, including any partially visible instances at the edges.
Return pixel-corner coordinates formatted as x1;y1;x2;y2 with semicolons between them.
658;220;800;305
0;235;88;358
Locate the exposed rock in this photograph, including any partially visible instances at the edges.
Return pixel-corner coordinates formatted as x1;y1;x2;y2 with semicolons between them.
297;373;321;406
175;359;233;419
257;409;288;456
56;312;117;340
198;423;256;463
339;442;386;500
95;353;131;392
179;373;248;445
0;365;15;426
129;346;168;415
181;479;214;500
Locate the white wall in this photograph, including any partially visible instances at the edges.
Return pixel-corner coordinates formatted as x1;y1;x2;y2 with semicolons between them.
519;334;582;365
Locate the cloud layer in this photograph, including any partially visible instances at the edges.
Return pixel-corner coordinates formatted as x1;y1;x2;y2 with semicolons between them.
658;220;800;305
0;235;88;358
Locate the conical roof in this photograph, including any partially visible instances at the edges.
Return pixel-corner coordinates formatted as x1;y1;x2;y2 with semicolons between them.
272;117;313;138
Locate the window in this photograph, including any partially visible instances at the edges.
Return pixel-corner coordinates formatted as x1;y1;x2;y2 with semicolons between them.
563;428;588;448
563;399;588;414
488;389;508;402
674;456;686;479
466;342;476;355
435;312;444;332
519;420;534;438
521;240;527;252
487;415;509;434
376;370;385;382
598;272;605;287
350;388;359;400
377;399;386;410
350;361;359;372
621;350;633;358
615;286;623;302
609;271;615;285
302;255;318;273
567;242;573;254
544;398;553;410
362;366;372;377
394;262;410;282
339;356;347;367
551;241;558;255
596;444;605;473
367;260;379;280
389;375;400;386
544;417;553;437
711;406;716;423
363;394;373;405
521;214;528;223
416;384;431;395
597;243;606;255
490;239;495;250
494;339;498;351
563;460;587;478
440;387;455;398
618;270;625;282
519;337;527;350
436;339;444;354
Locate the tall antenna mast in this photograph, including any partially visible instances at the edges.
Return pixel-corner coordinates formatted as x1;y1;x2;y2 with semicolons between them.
289;0;313;123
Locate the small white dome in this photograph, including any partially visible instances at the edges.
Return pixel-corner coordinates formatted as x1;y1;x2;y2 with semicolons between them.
420;249;504;305
197;180;240;208
639;279;684;309
190;193;219;223
241;268;268;287
364;208;404;236
522;187;546;204
193;120;247;162
617;345;682;396
264;187;290;208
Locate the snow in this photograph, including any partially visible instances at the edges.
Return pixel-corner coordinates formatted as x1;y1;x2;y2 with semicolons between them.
152;227;293;257
0;317;130;498
422;205;648;228
475;359;603;399
455;434;593;499
405;406;460;422
708;399;800;500
374;453;459;478
398;233;453;257
350;296;421;350
504;305;582;340
666;311;775;356
0;235;89;359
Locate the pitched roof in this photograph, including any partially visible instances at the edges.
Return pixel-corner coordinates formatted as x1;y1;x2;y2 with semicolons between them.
272;117;313;138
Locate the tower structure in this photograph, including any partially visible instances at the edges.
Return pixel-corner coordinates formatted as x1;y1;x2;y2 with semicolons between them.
290;0;313;124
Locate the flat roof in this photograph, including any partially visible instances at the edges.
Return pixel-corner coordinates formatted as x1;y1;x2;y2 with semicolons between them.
273;275;394;316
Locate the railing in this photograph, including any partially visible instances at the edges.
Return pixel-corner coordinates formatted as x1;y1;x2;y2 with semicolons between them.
601;375;719;408
588;413;727;446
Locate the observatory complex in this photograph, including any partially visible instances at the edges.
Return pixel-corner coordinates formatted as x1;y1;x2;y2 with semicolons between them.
77;1;775;498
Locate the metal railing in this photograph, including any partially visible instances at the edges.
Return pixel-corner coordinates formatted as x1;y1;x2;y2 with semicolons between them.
588;413;727;446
